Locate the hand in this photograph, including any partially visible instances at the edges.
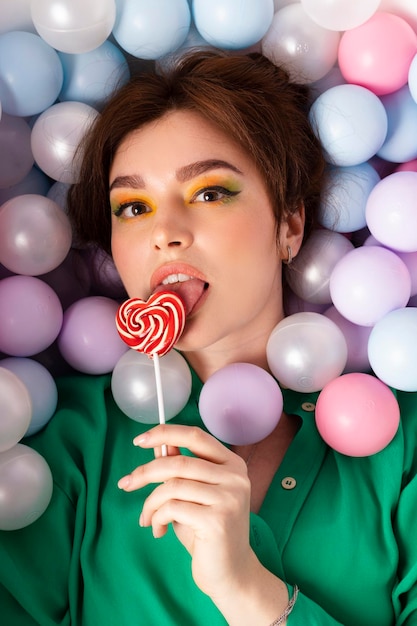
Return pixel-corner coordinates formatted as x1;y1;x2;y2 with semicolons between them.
117;424;255;601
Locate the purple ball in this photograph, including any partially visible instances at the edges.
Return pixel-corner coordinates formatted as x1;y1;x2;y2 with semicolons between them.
198;363;283;446
0;276;63;356
58;296;129;374
330;246;411;326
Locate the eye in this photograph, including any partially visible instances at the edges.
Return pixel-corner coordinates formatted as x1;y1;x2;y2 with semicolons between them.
193;186;240;203
112;201;151;218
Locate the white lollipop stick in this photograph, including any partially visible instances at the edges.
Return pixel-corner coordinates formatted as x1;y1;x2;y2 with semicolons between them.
153;353;167;456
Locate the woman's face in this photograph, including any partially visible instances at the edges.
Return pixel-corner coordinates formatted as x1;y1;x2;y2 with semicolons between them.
110;110;295;368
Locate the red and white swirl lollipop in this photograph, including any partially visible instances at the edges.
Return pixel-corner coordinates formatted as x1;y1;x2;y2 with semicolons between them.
116;291;186;455
116;291;185;357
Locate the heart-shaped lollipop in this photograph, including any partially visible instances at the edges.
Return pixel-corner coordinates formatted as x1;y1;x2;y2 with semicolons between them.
116;291;186;357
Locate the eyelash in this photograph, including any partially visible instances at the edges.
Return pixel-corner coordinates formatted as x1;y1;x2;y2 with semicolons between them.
112;201;150;218
192;185;240;203
111;185;240;218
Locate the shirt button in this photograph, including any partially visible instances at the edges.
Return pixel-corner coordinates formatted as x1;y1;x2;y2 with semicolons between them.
281;477;297;490
301;402;315;412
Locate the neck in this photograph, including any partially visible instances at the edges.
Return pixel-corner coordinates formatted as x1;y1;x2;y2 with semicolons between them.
183;328;274;382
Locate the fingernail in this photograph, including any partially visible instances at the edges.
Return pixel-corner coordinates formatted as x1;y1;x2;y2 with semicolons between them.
117;475;131;489
133;432;149;446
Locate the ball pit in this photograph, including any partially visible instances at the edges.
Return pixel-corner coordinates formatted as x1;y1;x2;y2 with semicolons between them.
1;1;417;529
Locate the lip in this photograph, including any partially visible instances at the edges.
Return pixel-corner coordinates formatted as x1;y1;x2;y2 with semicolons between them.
150;262;208;293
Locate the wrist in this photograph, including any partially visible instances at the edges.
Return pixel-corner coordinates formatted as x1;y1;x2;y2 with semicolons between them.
211;551;290;626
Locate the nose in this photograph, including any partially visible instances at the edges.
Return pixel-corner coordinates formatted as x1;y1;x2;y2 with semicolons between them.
151;206;193;251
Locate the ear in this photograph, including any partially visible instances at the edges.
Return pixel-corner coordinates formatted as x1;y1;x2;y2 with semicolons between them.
279;202;305;262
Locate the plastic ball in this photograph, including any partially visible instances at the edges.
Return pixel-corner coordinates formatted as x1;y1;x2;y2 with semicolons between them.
319;163;380;234
0;276;63;357
329;246;411;326
198;363;283;445
0;358;57;437
0;114;33;189
300;0;381;31
366;172;417;253
377;85;417;164
0;367;32;452
0;167;51;205
315;373;400;457
368;307;417;392
338;12;417;96
31;0;116;54
262;4;340;84
395;251;417;297
286;229;354;305
31;101;99;184
0;444;53;530
113;0;191;60
309;84;388;166
193;0;273;50
58;40;130;108
0;31;63;117
111;349;192;423
380;0;417;33
363;235;417;297
395;158;417;174
0;0;36;34
324;306;372;374
266;312;348;393
0;194;72;276
57;296;129;374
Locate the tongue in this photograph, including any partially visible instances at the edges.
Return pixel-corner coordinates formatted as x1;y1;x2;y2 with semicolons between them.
156;279;207;316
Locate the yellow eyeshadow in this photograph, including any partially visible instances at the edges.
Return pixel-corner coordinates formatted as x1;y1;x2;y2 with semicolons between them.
110;192;156;214
185;176;242;200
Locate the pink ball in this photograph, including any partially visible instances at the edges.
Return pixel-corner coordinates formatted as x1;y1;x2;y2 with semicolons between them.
58;296;129;374
0;276;63;356
395;158;417;173
315;373;400;456
198;363;283;446
338;12;417;96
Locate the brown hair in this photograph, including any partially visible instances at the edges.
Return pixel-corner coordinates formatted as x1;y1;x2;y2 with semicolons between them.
67;49;326;255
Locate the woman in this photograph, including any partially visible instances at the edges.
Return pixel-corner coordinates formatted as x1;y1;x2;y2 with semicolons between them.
1;50;416;625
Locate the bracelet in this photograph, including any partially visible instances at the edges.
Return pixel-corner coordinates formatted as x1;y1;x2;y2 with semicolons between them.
268;585;299;626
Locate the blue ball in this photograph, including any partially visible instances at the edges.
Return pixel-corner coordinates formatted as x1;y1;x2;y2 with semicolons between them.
0;357;58;436
113;0;191;60
309;84;388;166
193;0;274;49
59;40;130;108
368;307;417;392
319;162;380;233
377;85;417;163
0;31;63;117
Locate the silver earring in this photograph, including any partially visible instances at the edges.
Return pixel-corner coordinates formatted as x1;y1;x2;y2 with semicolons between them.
283;245;292;265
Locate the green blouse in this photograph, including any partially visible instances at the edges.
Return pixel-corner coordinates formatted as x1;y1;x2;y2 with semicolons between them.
1;370;417;625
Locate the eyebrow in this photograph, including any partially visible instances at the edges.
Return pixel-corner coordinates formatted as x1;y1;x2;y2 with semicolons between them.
109;159;243;191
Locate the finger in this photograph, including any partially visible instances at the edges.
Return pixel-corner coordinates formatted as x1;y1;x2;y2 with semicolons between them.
118;453;227;491
133;424;232;464
141;478;218;526
147;499;209;540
